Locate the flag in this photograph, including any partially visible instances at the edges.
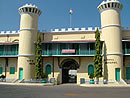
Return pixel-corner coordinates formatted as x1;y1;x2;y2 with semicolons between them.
69;9;72;14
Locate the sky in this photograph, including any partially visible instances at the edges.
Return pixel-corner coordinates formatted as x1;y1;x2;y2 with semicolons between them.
0;0;130;32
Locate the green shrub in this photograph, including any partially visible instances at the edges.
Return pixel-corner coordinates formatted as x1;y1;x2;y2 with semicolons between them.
0;75;6;79
42;73;48;79
89;73;94;79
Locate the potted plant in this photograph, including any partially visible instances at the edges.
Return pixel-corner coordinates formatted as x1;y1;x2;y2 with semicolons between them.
0;75;6;82
41;73;48;83
89;73;94;84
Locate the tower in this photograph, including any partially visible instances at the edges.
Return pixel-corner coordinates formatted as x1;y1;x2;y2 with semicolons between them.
18;4;42;81
97;0;123;82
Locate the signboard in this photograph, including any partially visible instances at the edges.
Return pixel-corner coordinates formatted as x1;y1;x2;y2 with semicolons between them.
62;49;75;53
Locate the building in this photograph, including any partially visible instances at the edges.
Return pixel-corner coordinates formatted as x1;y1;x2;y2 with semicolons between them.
0;0;130;84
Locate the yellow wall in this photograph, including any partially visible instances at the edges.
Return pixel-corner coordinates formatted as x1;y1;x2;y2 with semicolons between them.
122;30;130;39
0;58;17;79
44;32;97;41
0;35;19;43
123;56;130;80
43;57;95;84
77;57;94;84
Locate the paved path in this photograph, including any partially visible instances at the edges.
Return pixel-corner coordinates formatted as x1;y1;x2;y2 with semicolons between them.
0;82;130;87
0;84;130;98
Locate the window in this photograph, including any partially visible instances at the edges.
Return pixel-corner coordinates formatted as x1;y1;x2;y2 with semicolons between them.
126;42;130;53
118;4;120;8
25;7;28;12
38;10;41;14
73;44;79;54
0;45;4;55
10;67;15;74
90;43;95;54
29;8;31;12
32;8;35;13
104;4;107;8
35;9;37;13
108;3;110;8
101;5;103;9
0;67;2;74
22;8;24;12
52;43;58;55
45;65;51;75
88;65;94;75
80;43;89;55
115;3;117;8
112;3;114;7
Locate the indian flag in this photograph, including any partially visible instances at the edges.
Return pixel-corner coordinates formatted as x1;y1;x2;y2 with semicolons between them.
69;9;72;14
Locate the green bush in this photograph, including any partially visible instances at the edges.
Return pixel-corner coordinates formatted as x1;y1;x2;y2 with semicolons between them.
42;73;48;79
89;73;94;79
0;75;6;79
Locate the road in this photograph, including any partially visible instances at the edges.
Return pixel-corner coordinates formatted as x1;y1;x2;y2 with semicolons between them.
0;84;130;98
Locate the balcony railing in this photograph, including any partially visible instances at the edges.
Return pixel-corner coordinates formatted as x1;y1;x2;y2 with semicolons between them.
42;43;96;56
0;44;18;56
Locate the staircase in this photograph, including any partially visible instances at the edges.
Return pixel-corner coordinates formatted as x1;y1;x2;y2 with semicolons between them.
13;79;24;83
117;80;127;85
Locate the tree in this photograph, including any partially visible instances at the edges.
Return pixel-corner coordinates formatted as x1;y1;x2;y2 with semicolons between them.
35;34;43;79
93;28;103;83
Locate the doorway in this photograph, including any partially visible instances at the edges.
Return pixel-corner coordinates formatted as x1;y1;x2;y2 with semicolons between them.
61;59;79;84
19;68;23;80
115;68;120;81
126;67;130;80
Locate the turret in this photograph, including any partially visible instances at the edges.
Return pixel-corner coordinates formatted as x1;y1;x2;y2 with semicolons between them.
17;4;42;81
98;0;123;82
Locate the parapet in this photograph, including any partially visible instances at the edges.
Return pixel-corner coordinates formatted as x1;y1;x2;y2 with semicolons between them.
97;0;123;13
0;31;19;35
122;27;130;31
50;27;101;32
18;4;42;16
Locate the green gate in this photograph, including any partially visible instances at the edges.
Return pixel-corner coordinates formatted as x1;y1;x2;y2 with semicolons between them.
115;68;120;81
0;67;2;74
88;65;94;75
126;67;130;80
45;65;51;75
20;68;23;80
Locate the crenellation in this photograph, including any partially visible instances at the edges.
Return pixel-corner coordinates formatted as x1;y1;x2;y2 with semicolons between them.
0;31;19;35
18;4;42;16
0;31;5;34
54;29;59;32
74;28;79;31
6;31;11;34
97;0;122;13
61;28;66;32
95;27;99;30
68;28;73;31
50;27;102;32
81;28;86;31
12;31;17;34
87;27;93;31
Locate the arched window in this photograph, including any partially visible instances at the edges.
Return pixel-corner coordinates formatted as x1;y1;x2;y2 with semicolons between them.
0;63;3;74
10;65;15;74
88;65;94;75
45;65;51;75
0;67;2;74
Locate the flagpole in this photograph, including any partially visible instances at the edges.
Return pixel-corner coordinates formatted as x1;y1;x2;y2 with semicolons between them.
70;14;72;28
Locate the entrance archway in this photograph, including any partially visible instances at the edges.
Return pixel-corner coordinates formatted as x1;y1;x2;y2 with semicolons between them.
60;59;79;83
